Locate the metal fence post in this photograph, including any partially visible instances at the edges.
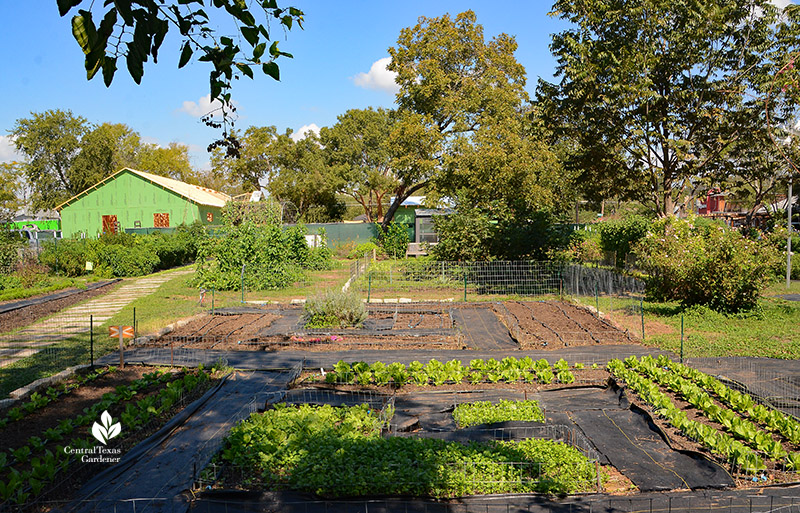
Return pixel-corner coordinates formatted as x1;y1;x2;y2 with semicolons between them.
464;271;467;302
680;314;685;363
368;273;372;303
640;296;645;341
240;263;246;303
90;314;94;369
133;307;136;340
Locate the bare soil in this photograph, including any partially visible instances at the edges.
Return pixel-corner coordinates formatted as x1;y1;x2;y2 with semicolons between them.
0;281;121;335
496;301;635;349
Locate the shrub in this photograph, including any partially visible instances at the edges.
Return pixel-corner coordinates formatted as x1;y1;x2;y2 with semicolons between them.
304;289;367;328
635;216;781;313
379;221;410;259
347;241;383;260
0;235;21;275
598;215;651;267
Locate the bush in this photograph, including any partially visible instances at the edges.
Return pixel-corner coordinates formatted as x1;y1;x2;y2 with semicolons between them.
304;289;367;328
598;215;651;267
0;235;21;275
379;222;410;259
95;243;161;277
347;241;383;260
635;216;781;313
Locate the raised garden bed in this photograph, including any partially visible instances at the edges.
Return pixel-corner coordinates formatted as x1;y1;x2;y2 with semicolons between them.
0;363;225;508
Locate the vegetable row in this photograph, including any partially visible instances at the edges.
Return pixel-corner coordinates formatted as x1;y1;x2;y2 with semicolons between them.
324;357;597;387
0;367;213;505
609;356;800;474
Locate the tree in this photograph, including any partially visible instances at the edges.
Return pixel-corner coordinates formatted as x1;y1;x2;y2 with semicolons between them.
540;0;800;217
70;122;141;191
11;111;205;210
210;126;279;195
10;109;90;210
384;10;532;230
58;1;304;148
0;164;22;223
266;130;344;222
320;108;397;223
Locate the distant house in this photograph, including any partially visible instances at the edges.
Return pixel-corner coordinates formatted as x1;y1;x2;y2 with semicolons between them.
56;168;230;238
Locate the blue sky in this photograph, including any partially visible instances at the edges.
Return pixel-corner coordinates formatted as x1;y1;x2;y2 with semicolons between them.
0;1;573;170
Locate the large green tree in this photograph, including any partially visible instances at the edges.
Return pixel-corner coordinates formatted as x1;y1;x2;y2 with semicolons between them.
10;109;90;210
11;111;204;210
540;0;800;217
385;10;545;231
320;108;397;223
58;0;303;146
210;126;278;195
266;130;344;222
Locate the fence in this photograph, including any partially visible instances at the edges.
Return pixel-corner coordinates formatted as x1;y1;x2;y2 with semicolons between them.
0;309;138;398
349;258;644;303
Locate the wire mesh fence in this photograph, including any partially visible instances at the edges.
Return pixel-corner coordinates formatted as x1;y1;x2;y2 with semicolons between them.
350;259;645;303
0;310;138;397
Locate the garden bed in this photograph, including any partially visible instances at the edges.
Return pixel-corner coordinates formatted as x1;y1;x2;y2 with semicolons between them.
495;301;634;349
0;363;223;508
608;355;800;486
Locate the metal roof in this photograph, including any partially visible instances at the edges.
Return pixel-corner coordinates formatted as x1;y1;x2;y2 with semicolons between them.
56;168;231;211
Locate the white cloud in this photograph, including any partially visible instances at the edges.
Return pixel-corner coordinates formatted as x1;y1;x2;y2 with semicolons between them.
352;57;400;94
771;0;792;9
291;123;320;142
178;94;235;118
0;136;23;164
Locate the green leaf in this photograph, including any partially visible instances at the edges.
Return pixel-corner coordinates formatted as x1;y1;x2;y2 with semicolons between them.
241;26;259;47
112;0;134;25
126;45;144;84
253;42;266;60
220;36;234;47
102;56;117;87
236;63;254;79
262;61;280;81
57;0;82;17
71;11;96;54
179;43;193;68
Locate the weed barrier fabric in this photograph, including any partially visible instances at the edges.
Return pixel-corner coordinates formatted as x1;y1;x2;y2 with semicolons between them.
190;487;800;513
451;306;519;350
65;370;296;513
571;406;734;491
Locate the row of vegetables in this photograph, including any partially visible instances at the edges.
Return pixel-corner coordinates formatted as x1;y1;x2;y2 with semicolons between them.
608;355;800;475
322;357;597;387
0;365;215;506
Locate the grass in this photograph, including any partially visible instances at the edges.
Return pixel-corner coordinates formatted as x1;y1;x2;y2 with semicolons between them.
0;275;100;303
576;291;800;359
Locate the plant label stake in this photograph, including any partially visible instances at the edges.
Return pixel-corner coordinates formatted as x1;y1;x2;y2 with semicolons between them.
109;325;134;368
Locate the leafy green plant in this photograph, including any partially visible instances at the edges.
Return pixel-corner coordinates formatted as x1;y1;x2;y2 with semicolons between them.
379;221;410;259
453;400;545;428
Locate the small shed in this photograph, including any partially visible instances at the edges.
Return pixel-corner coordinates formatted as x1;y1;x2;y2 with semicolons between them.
57;168;230;238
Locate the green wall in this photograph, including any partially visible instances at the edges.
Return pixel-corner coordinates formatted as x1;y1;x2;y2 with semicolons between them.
6;219;60;231
59;170;220;238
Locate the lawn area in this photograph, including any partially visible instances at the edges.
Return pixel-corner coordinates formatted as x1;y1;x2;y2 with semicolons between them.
0;275;102;303
581;289;800;359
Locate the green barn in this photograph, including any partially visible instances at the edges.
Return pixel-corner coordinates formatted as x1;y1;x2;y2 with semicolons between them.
57;168;230;238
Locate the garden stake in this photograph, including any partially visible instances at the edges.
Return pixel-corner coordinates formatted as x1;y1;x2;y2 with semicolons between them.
241;263;246;303
464;273;467;302
680;314;685;364
368;273;372;302
595;285;599;317
212;288;215;314
640;296;645;341
90;314;94;369
133;307;136;340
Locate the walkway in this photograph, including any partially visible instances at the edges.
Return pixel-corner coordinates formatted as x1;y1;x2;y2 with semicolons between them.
0;268;193;367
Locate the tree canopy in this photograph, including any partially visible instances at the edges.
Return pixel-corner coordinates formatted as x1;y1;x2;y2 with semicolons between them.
10;110;204;210
384;10;538;230
539;0;800;218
